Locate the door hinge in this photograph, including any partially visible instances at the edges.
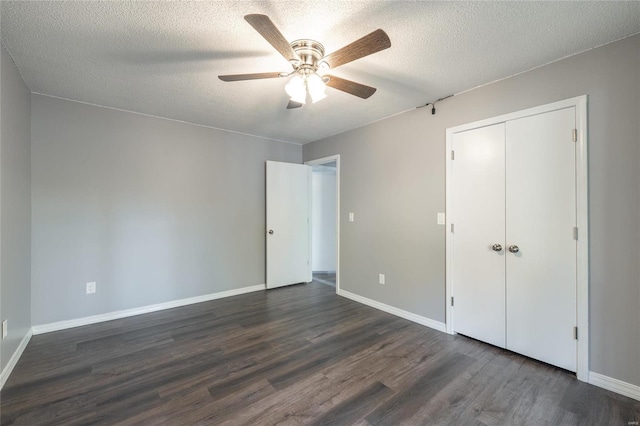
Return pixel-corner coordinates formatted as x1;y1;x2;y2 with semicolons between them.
451;296;454;307
572;129;577;142
574;326;578;340
450;223;454;233
573;227;578;240
451;150;455;160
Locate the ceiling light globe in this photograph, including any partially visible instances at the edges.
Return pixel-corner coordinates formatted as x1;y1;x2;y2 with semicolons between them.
285;75;306;104
307;73;327;103
309;90;327;103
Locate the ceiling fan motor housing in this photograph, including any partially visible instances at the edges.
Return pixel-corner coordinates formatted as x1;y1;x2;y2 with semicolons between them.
290;39;325;70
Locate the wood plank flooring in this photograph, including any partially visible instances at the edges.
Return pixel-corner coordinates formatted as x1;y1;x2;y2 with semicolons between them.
1;282;638;425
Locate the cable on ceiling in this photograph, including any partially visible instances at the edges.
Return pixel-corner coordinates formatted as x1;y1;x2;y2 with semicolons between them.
417;94;454;115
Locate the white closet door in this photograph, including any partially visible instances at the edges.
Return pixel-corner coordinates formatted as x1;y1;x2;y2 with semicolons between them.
452;123;506;348
505;107;577;372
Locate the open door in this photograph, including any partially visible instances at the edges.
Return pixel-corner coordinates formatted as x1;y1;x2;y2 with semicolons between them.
266;161;312;289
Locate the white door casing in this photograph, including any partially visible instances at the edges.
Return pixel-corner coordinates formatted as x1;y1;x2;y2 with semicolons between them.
451;123;507;348
305;155;341;293
505;107;577;372
266;161;312;289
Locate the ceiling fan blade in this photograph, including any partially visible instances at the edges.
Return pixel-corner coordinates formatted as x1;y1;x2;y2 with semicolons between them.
244;14;300;63
286;100;303;109
325;75;377;99
218;72;284;82
322;29;391;69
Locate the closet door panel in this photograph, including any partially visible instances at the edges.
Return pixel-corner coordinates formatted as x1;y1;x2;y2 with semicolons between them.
452;123;506;348
505;107;577;372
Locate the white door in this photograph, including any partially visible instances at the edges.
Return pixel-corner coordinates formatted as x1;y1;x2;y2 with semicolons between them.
505;107;577;371
451;123;507;348
266;161;312;289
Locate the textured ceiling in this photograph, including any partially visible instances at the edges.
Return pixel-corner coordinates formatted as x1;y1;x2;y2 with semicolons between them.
1;1;638;144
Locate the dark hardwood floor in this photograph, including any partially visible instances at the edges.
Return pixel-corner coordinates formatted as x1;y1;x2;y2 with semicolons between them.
1;282;638;425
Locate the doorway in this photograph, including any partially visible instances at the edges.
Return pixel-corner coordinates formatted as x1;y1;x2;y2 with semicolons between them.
305;155;340;292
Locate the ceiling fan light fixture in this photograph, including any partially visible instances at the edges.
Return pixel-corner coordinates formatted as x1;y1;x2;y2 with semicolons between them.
219;16;391;109
310;90;327;103
307;73;327;103
285;75;307;104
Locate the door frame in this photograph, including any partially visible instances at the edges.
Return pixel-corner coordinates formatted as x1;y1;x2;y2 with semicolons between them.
445;95;589;381
305;155;340;293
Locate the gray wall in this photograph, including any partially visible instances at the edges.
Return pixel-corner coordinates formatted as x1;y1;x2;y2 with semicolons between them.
303;34;640;387
31;94;301;325
0;45;31;372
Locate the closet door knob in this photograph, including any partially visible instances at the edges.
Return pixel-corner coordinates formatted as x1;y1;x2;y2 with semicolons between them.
268;229;274;235
492;244;502;252
508;245;519;253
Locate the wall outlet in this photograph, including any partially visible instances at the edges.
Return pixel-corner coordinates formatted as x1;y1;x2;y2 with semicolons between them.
437;212;446;225
349;212;355;222
2;320;7;339
86;282;97;294
379;273;385;285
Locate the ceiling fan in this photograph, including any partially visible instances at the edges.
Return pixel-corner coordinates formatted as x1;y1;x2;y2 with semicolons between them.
218;14;391;109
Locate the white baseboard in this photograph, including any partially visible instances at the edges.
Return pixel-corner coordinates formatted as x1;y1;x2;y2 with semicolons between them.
589;371;640;401
32;284;266;335
0;328;33;390
337;289;446;333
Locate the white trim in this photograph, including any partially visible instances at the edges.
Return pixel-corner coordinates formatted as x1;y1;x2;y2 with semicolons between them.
31;93;301;146
575;96;589;382
589;372;640;402
445;128;454;335
305;155;341;294
0;328;33;390
32;284;266;335
445;95;589;382
454;34;638;99
307;165;313;283
447;96;588;134
338;289;446;333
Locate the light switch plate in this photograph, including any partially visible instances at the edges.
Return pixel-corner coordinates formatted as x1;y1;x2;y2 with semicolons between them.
437;213;446;225
2;320;7;339
349;212;355;222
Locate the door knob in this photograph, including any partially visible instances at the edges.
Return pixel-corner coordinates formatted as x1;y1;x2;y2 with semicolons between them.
508;245;519;253
268;230;274;235
492;244;502;252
